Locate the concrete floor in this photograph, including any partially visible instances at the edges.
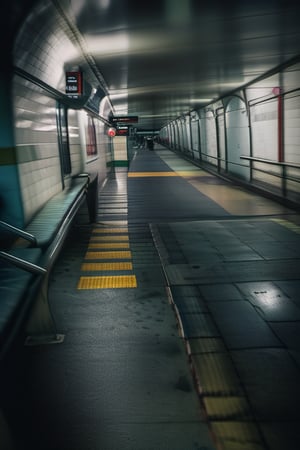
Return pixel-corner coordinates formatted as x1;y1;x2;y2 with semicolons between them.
3;146;300;450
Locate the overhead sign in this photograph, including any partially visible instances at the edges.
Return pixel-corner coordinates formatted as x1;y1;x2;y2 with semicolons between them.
111;116;138;124
116;126;129;136
66;71;83;96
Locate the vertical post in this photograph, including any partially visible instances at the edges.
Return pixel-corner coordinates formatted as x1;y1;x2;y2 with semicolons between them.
244;89;253;183
215;112;221;173
273;85;286;196
223;103;228;173
277;87;284;163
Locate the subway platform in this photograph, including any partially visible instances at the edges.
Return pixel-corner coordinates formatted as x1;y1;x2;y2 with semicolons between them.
3;146;300;450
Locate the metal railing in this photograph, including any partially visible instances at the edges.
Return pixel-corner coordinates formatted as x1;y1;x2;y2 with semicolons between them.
0;251;46;275
240;155;300;199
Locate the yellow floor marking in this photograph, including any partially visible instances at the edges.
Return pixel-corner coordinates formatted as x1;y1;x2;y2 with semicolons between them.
88;242;130;249
185;179;291;216
154;159;291;216
84;250;132;260
128;171;178;177
175;170;203;176
77;275;137;289
203;395;252;419
95;220;128;227
81;262;133;271
90;235;129;242
211;422;265;449
271;218;300;234
92;228;128;233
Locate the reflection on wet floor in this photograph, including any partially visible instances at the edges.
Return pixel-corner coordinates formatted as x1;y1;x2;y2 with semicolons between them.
7;146;300;450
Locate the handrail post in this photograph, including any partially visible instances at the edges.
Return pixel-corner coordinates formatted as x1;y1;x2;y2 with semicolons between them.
282;164;287;197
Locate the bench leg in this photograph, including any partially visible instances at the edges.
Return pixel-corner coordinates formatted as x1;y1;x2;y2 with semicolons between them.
24;273;64;346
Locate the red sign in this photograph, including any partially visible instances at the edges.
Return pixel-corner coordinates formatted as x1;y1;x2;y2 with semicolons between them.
107;127;116;137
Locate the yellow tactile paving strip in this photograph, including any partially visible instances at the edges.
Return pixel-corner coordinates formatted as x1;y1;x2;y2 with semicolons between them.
203;396;252;420
81;262;133;271
188;341;266;449
89;235;129;241
191;353;243;396
168;289;266;448
77;275;137;289
175;170;204;177
85;250;132;259
155;151;291;216
88;242;130;249
211;421;265;450
78;222;137;289
185;177;287;215
92;227;128;233
186;337;227;355
271;218;300;233
128;171;178;177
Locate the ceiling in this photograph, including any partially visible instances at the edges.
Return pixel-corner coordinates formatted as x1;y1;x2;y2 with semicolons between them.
11;0;300;131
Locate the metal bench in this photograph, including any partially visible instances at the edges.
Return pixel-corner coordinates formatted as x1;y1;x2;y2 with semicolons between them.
0;173;92;361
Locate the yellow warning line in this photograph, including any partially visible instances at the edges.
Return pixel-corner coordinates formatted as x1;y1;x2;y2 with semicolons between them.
211;422;264;449
77;275;137;289
175;170;203;177
92;228;128;233
77;226;137;290
128;170;204;178
90;235;129;242
81;262;133;271
88;242;130;249
128;171;178;177
85;250;132;260
271;218;300;234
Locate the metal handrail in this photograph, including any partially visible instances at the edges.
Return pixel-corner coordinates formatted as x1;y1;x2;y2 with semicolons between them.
240;155;300;170
0;251;47;275
42;187;87;270
0;220;37;245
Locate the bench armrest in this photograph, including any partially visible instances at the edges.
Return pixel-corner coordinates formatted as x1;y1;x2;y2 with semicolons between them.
0;251;46;275
0;220;37;246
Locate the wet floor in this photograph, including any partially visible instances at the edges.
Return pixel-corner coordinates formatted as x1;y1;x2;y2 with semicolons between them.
3;146;300;450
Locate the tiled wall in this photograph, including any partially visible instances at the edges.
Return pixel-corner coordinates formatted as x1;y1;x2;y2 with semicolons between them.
67;109;85;176
13;76;62;223
10;0;114;225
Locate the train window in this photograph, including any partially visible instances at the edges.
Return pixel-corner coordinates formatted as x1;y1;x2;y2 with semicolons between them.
56;102;72;176
86;115;97;157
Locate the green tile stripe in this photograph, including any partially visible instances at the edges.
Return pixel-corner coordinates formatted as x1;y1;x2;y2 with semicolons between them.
107;160;129;167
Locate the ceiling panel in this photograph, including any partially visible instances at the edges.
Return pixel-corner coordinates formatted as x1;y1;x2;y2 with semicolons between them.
13;0;300;131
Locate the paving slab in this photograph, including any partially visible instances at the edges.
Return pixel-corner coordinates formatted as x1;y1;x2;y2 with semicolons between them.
231;349;300;421
260;421;300;450
237;281;300;321
269;321;300;349
199;284;244;302
207;301;282;349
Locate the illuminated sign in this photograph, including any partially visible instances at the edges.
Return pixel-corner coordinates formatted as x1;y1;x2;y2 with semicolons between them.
111;116;138;124
116;126;129;136
66;71;83;96
107;127;117;137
